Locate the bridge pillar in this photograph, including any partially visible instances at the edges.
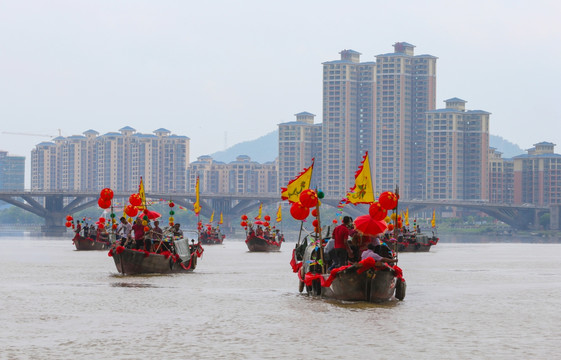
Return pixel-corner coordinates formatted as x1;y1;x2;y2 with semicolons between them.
42;195;67;237
549;205;561;230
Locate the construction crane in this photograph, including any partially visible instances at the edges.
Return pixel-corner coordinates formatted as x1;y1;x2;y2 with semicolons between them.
1;129;62;138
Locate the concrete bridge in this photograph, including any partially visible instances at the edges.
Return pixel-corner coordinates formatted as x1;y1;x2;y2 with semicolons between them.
0;190;557;235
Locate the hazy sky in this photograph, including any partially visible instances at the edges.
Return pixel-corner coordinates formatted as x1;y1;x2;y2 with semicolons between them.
1;0;560;183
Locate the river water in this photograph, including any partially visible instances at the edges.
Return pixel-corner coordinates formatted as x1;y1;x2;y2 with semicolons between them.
1;235;559;359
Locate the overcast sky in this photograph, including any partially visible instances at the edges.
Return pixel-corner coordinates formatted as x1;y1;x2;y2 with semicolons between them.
1;0;560;185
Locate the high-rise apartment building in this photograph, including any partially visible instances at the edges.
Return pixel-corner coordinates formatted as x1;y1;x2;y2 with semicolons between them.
0;150;25;190
278;112;322;190
425;98;490;200
374;42;437;199
31;127;190;193
322;50;376;198
320;43;436;200
488;148;514;204
513;142;561;205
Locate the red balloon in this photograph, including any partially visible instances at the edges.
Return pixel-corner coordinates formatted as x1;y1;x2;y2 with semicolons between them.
125;204;139;217
97;198;111;209
100;188;114;201
299;189;318;208
264;215;271;221
129;193;142;206
379;191;398;210
290;202;310;221
369;202;388;221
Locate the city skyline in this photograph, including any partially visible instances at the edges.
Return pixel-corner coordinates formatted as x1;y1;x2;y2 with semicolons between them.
1;1;560;188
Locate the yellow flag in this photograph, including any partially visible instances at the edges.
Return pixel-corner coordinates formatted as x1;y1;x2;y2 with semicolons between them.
431;209;436;228
255;203;262;220
138;176;146;209
281;159;314;203
405;208;409;226
209;211;214;223
219;212;223;225
276;204;282;222
346;152;375;204
193;176;201;215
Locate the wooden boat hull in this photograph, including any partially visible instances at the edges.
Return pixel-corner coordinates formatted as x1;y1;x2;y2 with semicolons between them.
111;248;198;275
397;243;432;252
320;268;399;302
72;234;110;251
245;234;282;252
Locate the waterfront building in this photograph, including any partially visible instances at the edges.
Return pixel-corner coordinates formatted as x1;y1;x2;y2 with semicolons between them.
187;155;278;195
0;150;25;190
31;127;190;193
321;49;376;198
278;112;322;190
488;148;514;204
374;42;437;199
513;142;561;205
425;98;490;201
320;43;437;199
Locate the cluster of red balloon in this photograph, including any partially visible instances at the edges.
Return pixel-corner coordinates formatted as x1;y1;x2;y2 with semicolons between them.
240;214;248;228
368;191;400;231
289;189;324;234
97;188;113;209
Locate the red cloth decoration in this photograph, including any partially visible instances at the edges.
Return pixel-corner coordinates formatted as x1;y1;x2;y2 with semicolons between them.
115;246;125;254
107;249;113;257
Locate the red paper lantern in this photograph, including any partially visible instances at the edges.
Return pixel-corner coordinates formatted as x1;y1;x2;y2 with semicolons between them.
143;226;150;232
263;221;270;227
388;223;395;231
264;215;271;221
169;202;175;207
112;224;118;230
129;193;142;206
65;221;72;228
97;223;104;229
125;204;139;217
97;198;111;209
379;191;398;210
99;188;114;201
99;217;106;223
332;219;338;224
311;208;319;217
290;202;310;221
369;202;388;221
66;215;73;221
241;214;248;220
241;221;247;227
299;189;318;208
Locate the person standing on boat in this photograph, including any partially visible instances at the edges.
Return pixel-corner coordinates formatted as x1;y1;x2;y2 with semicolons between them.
117;217;132;246
329;216;353;271
132;218;146;250
172;223;183;237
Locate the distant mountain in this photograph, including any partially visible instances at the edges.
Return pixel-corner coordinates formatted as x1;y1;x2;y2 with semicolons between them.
210;130;524;163
489;135;525;158
210;131;278;163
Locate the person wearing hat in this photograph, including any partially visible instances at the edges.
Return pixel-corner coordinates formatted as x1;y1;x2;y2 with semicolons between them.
328;216;353;271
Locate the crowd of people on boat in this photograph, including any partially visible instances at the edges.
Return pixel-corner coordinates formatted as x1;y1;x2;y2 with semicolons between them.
250;224;283;243
324;216;397;271
74;215;191;254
